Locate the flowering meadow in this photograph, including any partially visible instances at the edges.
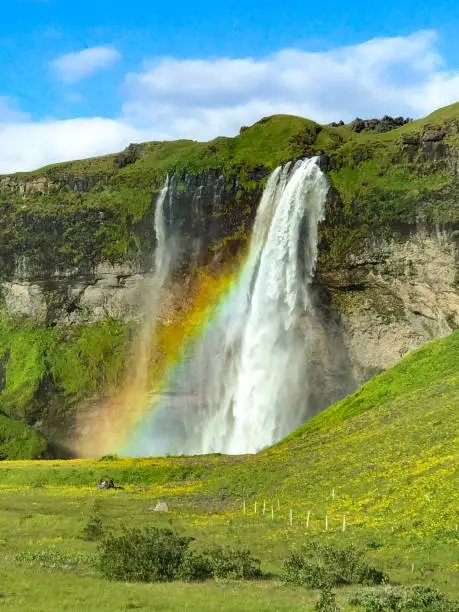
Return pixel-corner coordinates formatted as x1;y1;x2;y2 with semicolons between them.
0;333;457;610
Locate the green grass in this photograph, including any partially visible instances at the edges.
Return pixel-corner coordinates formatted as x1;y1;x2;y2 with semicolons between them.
0;567;324;611
286;330;459;438
0;414;47;459
0;316;134;448
0;332;457;609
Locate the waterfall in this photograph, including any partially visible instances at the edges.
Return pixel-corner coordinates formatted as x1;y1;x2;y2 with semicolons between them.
153;176;171;285
138;175;175;361
128;157;328;456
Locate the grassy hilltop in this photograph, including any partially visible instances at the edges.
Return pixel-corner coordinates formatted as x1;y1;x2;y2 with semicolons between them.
1;102;458;269
0;331;457;610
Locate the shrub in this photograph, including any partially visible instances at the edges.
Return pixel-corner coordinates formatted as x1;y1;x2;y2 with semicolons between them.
315;585;340;611
282;550;326;588
349;585;459;611
98;527;191;582
178;549;213;582
281;542;386;588
205;546;262;580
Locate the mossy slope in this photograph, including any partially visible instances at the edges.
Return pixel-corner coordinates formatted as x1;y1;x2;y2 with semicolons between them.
0;413;47;459
285;329;459;439
0;316;132;445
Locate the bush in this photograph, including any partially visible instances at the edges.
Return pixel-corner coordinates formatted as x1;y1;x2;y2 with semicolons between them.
97;527;263;583
350;585;459;611
178;549;213;582
98;527;191;582
282;551;325;588
315;585;340;611
281;542;386;588
205;546;262;580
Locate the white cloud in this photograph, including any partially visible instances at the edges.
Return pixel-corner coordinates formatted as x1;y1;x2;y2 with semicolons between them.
122;30;458;140
51;46;121;83
0;118;149;174
1;31;459;174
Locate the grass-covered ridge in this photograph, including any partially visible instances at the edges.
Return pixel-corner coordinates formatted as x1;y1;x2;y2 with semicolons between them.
285;329;459;439
1;104;458;270
0;332;457;609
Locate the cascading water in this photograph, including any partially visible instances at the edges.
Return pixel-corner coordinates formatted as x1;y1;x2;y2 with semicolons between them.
153;176;171;285
127;157;329;456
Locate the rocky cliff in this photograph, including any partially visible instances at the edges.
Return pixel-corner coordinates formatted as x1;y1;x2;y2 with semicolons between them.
0;103;458;456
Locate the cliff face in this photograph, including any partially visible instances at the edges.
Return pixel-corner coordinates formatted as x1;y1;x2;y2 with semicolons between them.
320;226;459;383
0;104;458;455
0;170;261;325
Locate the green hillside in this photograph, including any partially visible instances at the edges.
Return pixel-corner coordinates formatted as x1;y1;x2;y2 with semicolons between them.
0;332;457;610
1;103;458;269
286;329;459;438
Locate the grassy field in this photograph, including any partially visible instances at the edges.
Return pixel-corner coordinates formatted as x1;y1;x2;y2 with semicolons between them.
0;332;458;610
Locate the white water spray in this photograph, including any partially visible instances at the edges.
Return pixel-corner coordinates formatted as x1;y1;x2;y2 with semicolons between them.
129;157;328;456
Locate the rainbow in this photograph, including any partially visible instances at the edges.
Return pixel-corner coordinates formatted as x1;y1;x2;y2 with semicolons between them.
74;263;242;457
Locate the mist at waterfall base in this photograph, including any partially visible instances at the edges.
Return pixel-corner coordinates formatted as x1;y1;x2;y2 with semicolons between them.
121;157;329;457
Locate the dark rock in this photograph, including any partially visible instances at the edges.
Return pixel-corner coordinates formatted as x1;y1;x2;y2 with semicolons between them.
420;141;449;163
316;155;331;173
422;128;446;142
350;118;366;133
246;165;270;182
350;116;411;134
401;135;420;146
114;143;145;169
97;477;115;490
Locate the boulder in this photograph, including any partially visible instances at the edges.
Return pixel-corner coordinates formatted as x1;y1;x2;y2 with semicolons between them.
151;501;169;512
97;478;115;490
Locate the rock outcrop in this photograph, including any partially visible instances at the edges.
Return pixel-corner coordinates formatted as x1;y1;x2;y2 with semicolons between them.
319;226;459;383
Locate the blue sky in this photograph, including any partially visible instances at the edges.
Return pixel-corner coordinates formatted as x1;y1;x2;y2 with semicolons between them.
1;0;459;172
